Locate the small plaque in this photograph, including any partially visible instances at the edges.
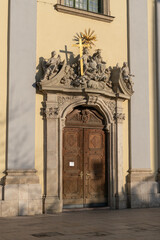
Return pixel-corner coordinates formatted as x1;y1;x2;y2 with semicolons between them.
69;162;74;167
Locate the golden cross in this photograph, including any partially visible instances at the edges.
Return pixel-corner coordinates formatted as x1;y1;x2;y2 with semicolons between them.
73;38;89;76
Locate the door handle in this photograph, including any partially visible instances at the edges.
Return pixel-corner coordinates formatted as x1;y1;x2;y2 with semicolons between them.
86;172;91;177
78;171;83;179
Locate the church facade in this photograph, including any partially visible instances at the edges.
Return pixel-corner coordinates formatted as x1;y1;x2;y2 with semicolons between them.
0;0;160;216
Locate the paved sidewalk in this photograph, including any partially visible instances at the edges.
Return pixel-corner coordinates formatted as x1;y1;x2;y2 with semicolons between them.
0;208;160;240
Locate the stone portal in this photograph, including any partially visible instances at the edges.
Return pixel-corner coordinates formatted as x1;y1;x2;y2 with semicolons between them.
38;49;134;213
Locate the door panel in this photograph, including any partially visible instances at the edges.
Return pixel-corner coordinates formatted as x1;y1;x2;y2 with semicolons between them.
63;128;84;206
63;127;106;208
84;129;106;206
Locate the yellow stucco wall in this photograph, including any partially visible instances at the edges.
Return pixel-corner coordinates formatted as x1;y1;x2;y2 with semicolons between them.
148;0;158;173
35;0;129;192
0;0;8;179
0;0;157;197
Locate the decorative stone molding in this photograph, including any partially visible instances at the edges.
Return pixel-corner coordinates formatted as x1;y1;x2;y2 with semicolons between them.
41;101;60;119
57;96;80;106
104;123;111;133
54;4;114;23
86;95;98;105
4;169;40;185
45;106;60;119
104;100;116;115
114;113;125;122
61;118;66;128
127;169;155;182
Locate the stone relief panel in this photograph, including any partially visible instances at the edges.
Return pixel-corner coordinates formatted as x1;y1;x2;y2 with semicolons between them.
103;100;116;115
42;95;85;119
37;49;134;98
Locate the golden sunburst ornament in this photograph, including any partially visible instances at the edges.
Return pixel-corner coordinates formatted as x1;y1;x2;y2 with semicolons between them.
82;28;97;48
73;29;97;48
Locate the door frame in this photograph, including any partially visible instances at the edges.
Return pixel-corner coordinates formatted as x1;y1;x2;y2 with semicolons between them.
63;121;107;208
43;93;126;213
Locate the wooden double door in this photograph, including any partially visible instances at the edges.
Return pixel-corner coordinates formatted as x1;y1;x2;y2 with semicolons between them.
63;107;107;208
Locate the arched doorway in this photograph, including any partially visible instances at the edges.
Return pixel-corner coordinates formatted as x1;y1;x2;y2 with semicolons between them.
63;106;107;208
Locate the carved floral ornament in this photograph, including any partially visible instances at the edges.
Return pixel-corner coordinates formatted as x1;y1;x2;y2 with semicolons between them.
37;49;134;99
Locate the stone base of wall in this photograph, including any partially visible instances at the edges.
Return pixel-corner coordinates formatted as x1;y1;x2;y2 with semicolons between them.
44;196;62;214
115;193;127;209
127;169;160;208
0;170;42;217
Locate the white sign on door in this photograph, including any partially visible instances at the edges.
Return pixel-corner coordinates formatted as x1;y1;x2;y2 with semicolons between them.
69;162;74;167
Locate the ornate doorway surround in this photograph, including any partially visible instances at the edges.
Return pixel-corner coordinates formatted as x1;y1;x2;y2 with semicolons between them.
37;50;134;213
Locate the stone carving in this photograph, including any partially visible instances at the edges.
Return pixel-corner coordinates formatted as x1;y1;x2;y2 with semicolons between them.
81;110;90;123
60;65;77;86
114;113;125;122
87;95;98;104
66;108;103;126
104;100;116;115
41;105;60;119
38;49;134;98
41;51;63;80
121;62;134;91
111;64;134;97
57;96;81;106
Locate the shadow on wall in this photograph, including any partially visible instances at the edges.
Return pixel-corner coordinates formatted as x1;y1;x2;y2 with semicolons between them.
0;117;6;185
126;175;160;208
36;57;45;82
5;84;34;170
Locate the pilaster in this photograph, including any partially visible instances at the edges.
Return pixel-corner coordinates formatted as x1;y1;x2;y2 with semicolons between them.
128;0;150;170
156;0;160;183
8;0;37;170
44;94;62;213
128;0;160;208
1;0;42;217
115;100;126;209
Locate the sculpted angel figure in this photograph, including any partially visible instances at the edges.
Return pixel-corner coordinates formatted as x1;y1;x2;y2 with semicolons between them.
43;51;61;80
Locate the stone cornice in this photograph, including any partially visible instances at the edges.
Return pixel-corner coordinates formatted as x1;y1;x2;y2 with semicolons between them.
54;4;115;23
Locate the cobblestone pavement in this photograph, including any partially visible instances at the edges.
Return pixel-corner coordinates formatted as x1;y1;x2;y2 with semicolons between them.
0;208;160;240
